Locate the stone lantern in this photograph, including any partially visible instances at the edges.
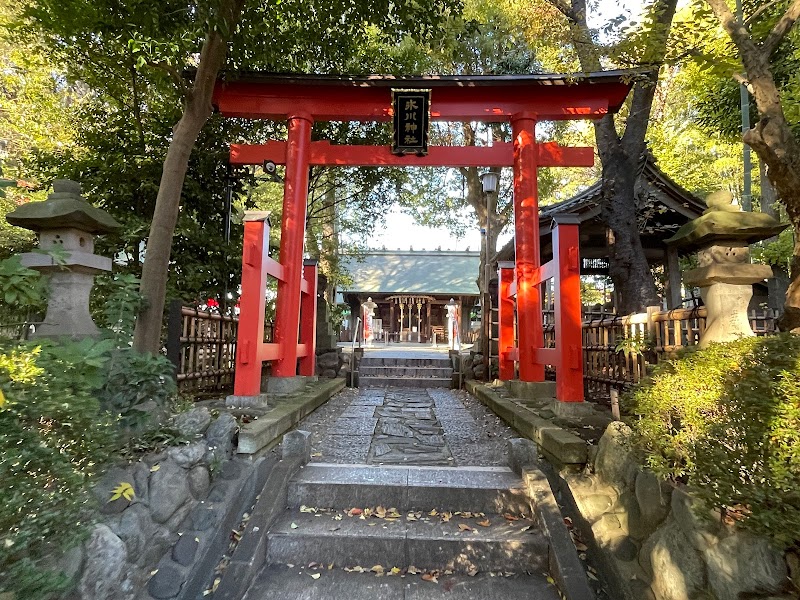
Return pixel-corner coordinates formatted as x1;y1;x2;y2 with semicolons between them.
666;190;787;347
6;179;121;338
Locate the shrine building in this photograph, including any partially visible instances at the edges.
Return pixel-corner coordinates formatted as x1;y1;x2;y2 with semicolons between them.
338;249;480;343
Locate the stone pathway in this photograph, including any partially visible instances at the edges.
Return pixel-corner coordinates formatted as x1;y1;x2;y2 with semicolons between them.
300;386;517;467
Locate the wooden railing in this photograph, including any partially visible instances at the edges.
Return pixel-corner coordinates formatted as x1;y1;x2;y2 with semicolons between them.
577;306;779;398
165;301;273;394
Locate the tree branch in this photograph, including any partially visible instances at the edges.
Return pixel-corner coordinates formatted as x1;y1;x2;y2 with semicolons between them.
706;0;760;56
762;0;800;55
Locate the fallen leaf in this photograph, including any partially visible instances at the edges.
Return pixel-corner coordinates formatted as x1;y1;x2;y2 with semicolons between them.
300;505;317;513
290;522;298;529
519;525;533;533
503;513;520;521
310;573;321;580
467;567;479;577
407;566;422;574
421;573;438;583
149;464;160;472
429;509;438;516
587;572;599;581
477;519;491;527
110;481;135;502
458;524;473;532
311;452;323;457
574;542;588;552
371;565;384;574
390;567;401;575
375;506;387;518
348;508;363;517
441;512;452;522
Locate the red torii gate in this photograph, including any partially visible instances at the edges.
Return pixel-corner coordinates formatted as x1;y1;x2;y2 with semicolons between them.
212;73;633;402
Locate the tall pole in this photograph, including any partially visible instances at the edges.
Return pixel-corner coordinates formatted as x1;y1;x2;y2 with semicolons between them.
737;0;752;211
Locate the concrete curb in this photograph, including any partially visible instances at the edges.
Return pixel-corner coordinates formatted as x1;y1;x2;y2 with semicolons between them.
466;380;588;466
237;378;345;454
523;467;596;600
211;453;305;600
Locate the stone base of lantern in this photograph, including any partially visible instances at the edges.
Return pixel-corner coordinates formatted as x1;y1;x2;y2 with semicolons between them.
33;269;101;339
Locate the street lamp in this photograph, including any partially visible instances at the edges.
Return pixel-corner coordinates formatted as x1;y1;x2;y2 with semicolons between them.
479;171;499;378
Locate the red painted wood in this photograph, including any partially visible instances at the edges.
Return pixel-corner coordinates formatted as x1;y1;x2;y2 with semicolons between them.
230;141;594;168
273;115;312;377
234;217;270;396
512;115;545;382
214;81;629;122
299;262;318;376
498;265;516;381
553;221;584;401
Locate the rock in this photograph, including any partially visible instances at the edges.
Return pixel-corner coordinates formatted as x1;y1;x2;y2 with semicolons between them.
131;461;150;503
703;532;788;600
111;504;153;556
507;438;538;475
173;407;212;437
57;543;85;581
635;470;671;527
592;513;623;540
787;552;800;591
79;524;128;600
648;518;706;600
317;351;340;369
670;487;720;552
205;413;238;462
579;493;615;521
321;369;337;378
136;527;178;568
611;537;639;562
187;465;210;498
207;483;228;503
172;534;200;566
148;460;191;523
611;491;652;541
282;430;311;461
189;505;218;531
473;363;487;380
167;441;206;469
595;422;638;491
93;466;135;507
463;356;474;370
164;502;193;533
219;460;242;480
147;564;185;599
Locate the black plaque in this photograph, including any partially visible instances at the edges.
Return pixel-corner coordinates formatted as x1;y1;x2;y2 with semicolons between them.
392;89;430;156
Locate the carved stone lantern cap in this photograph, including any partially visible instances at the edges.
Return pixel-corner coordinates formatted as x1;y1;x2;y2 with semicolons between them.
665;189;787;251
6;179;121;234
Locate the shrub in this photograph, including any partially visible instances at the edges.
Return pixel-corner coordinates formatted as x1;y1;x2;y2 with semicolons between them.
0;341;117;597
625;334;800;548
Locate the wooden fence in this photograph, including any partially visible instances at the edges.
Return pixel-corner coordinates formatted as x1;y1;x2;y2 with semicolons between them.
0;306;39;340
579;306;779;399
166;301;273;394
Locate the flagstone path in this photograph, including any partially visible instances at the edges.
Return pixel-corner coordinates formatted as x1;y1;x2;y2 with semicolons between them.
300;386;518;467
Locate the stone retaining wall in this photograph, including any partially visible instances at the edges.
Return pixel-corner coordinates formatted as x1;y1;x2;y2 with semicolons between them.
56;407;256;600
564;422;799;600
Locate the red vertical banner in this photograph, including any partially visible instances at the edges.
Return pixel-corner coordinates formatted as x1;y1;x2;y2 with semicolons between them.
553;216;584;402
512;114;544;382
273;114;313;377
233;214;271;396
498;262;516;381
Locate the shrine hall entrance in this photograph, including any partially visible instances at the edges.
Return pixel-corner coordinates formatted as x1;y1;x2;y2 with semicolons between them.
212;72;635;404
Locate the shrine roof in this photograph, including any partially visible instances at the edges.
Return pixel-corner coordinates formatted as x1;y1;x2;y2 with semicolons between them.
495;154;707;263
339;250;480;296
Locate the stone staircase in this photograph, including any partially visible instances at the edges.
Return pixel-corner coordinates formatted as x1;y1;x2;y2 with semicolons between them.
241;464;564;599
358;355;454;388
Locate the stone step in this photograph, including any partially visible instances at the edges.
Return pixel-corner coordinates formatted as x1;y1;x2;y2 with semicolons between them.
359;366;453;378
244;565;561;599
288;464;532;515
265;510;548;574
359;357;452;368
360;376;453;388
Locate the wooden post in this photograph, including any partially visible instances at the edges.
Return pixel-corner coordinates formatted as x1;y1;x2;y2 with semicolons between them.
665;245;682;309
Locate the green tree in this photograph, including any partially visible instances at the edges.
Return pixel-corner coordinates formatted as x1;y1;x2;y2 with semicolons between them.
698;0;800;330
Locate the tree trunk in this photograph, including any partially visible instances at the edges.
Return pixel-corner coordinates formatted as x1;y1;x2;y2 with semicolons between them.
549;0;676;314
133;0;245;353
